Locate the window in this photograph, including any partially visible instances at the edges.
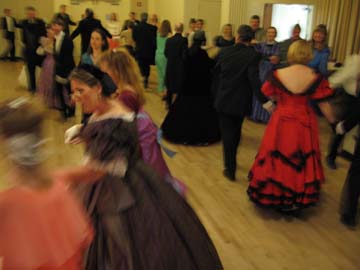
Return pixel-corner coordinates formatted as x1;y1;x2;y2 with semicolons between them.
270;4;313;42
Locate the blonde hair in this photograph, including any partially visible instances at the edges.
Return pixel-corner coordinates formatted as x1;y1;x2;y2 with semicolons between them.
287;40;313;65
99;48;145;107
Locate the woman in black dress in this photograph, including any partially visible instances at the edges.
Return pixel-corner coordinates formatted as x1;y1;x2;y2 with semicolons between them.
62;65;223;269
161;30;221;145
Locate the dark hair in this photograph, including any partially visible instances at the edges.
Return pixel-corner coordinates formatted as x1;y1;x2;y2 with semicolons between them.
159;20;172;37
140;12;148;22
127;20;135;29
51;18;65;28
69;64;117;97
196;19;204;24
237;24;254;42
189;18;196;24
293;24;301;31
267;26;277;36
87;28;109;54
250;15;260;21
190;30;206;53
85;8;94;18
26;6;36;12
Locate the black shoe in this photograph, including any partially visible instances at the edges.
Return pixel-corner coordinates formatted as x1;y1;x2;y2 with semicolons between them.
326;156;337;170
223;169;235;181
340;214;356;228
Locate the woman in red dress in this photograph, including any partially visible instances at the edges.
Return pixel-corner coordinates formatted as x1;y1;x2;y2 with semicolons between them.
0;98;92;269
247;40;336;212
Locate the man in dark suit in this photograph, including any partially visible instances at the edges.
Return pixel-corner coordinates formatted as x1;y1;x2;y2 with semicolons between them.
70;8;111;55
17;6;46;92
164;23;188;108
53;4;76;36
121;11;140;31
132;12;157;89
52;18;75;119
337;93;360;227
213;24;271;181
1;8;17;61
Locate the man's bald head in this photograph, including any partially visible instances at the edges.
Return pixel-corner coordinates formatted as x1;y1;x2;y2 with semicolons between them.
174;23;184;33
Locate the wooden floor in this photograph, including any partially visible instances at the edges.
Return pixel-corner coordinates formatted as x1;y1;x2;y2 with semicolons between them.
0;61;359;270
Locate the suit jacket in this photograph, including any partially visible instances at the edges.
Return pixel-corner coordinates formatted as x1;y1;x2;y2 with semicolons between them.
1;16;16;39
17;18;46;52
53;13;76;35
343;96;360;133
164;33;188;94
213;43;267;116
132;22;157;62
70;17;112;54
54;33;75;79
121;19;140;31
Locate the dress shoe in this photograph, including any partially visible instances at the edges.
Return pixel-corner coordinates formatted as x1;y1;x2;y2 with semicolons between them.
326;156;337;170
223;169;235;181
340;214;356;228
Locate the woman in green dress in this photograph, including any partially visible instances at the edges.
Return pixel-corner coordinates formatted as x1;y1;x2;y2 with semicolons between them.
155;20;172;93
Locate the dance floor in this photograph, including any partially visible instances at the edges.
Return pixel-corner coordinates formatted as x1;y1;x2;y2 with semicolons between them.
0;61;359;270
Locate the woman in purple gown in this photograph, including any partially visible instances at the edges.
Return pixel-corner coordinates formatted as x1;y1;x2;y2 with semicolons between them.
98;48;186;195
36;26;62;109
250;26;280;123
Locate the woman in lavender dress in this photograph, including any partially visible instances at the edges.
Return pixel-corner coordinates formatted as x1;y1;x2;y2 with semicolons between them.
250;26;280;123
99;48;187;195
36;25;62;109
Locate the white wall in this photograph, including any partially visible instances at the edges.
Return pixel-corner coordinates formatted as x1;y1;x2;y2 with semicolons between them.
147;0;184;26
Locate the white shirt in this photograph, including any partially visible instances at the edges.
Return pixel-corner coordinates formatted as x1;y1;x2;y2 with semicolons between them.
54;31;65;54
329;54;360;96
5;16;14;32
107;21;121;36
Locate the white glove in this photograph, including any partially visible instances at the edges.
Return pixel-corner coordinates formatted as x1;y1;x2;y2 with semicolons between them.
262;100;275;113
335;121;345;135
64;124;83;144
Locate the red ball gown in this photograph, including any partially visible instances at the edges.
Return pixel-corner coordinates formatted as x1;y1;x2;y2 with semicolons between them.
247;71;334;210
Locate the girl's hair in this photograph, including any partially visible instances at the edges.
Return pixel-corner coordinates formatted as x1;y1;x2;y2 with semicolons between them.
311;25;328;50
69;64;117;97
0;97;44;139
0;97;51;188
87;28;110;54
159;20;172;37
287;39;313;65
98;48;145;106
267;26;277;37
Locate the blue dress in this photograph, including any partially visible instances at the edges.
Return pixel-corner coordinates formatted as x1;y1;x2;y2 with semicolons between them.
250;42;279;123
308;47;330;76
80;53;94;65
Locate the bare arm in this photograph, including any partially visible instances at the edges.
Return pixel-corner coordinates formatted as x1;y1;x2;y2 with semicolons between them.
318;101;337;124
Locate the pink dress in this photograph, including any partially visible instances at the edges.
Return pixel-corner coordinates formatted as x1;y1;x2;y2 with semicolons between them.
0;179;93;269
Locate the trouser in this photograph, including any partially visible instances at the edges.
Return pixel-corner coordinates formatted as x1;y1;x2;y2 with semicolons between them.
4;32;15;59
25;51;42;92
327;132;345;161
218;113;245;173
56;81;74;117
340;133;360;220
26;60;37;92
137;57;151;81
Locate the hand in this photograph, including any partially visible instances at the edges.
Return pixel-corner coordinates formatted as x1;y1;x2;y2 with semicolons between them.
269;55;280;65
335;121;345;135
65;124;83;144
263;100;275;113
